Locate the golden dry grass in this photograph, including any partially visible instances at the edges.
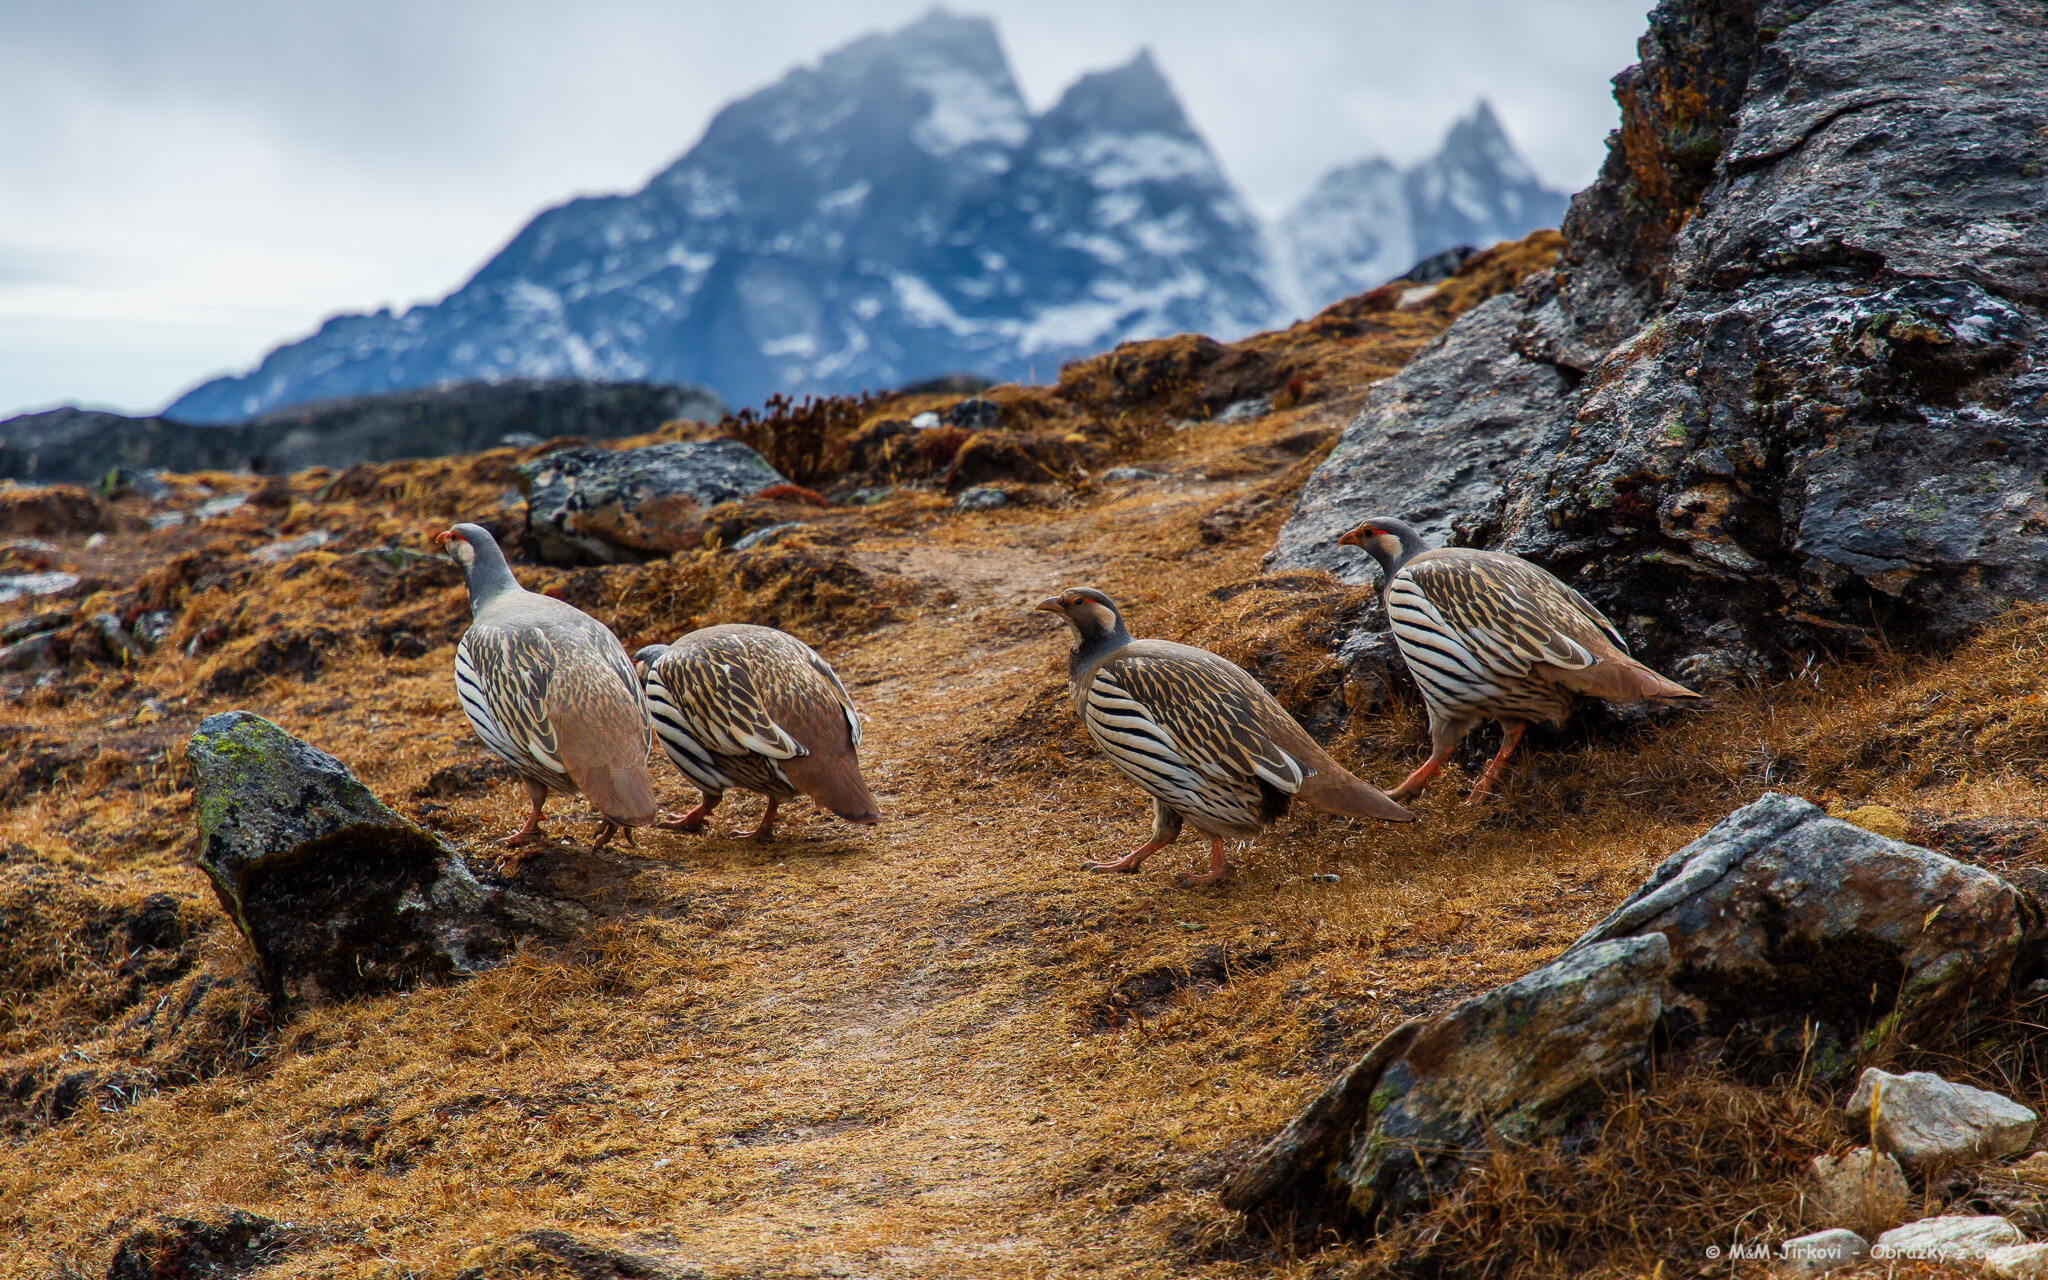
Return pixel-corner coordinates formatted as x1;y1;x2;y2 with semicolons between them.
2;233;2042;1279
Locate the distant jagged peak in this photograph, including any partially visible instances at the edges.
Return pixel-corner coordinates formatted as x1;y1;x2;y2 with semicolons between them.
673;6;1029;168
1028;48;1223;193
1036;49;1199;144
1429;99;1540;188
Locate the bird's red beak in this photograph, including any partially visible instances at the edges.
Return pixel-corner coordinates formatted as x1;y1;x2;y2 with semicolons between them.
433;528;458;546
1335;528;1362;548
1034;595;1063;614
1336;525;1380;549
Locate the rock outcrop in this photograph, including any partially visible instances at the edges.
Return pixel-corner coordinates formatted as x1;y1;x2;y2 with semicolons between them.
1225;793;2045;1227
1273;0;2048;679
187;712;581;1007
1569;792;2039;1064
518;439;790;564
1847;1068;2040;1172
0;379;722;484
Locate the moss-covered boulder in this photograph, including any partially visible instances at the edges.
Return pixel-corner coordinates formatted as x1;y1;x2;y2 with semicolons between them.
1225;935;1669;1225
1226;793;2044;1232
188;711;581;1008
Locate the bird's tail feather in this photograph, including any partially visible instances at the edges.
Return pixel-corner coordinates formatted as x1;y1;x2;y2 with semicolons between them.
1297;765;1414;823
1559;657;1700;704
782;751;881;825
570;762;659;827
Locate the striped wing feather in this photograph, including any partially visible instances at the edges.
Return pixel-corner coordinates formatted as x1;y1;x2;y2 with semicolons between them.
1392;550;1697;726
1097;645;1305;793
647;626;876;820
456;625;570;791
1082;641;1410;830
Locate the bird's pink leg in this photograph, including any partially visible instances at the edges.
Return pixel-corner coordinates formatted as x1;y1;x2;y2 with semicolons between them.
739;797;780;843
1178;837;1232;887
1464;722;1528;804
1388;748;1452;802
498;785;549;848
657;792;721;832
1087;835;1174;874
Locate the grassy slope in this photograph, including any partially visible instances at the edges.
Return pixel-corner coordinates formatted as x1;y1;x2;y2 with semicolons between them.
4;232;2044;1278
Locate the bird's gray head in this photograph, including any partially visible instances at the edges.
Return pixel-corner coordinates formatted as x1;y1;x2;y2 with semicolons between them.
633;643;670;681
1335;515;1432;584
434;522;521;613
1035;586;1132;660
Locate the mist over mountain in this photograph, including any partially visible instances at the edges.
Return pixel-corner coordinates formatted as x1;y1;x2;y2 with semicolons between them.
1277;103;1568;313
166;11;1565;423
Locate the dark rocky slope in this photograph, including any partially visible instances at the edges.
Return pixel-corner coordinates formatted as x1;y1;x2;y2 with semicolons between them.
0;379;721;484
1274;0;2048;683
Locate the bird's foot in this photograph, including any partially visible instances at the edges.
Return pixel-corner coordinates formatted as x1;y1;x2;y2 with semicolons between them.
1084;857;1144;874
655;813;708;833
734;799;778;843
496;827;549;849
1177;837;1231;888
591;820;639;848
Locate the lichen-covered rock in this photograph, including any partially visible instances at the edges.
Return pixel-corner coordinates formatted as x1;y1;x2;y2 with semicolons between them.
519;439;787;564
1273;0;2048;679
1224;934;1669;1223
1847;1068;2039;1172
1228;792;2044;1232
1495;0;2048;677
1872;1215;2025;1262
1570;792;2036;1068
1808;1147;1910;1236
1266;274;1571;583
188;711;581;1007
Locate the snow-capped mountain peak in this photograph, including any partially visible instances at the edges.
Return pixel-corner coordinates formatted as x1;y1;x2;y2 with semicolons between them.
164;25;1561;424
1278;100;1567;315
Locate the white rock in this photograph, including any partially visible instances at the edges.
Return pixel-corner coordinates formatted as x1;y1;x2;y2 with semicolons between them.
1983;1242;2048;1280
1777;1228;1868;1275
1871;1215;2023;1261
1807;1146;1909;1232
910;411;941;430
1848;1068;2038;1170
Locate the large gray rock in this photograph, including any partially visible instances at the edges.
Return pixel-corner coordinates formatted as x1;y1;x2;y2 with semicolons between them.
518;439;788;564
1273;0;2048;679
188;712;580;1007
1265;274;1571;584
1571;792;2037;1067
1225;934;1668;1223
1495;0;2048;677
1847;1068;2039;1172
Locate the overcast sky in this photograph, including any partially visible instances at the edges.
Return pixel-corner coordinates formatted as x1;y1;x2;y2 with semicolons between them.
0;1;1650;421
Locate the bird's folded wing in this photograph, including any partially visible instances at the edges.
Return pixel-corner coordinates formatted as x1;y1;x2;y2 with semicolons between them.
1094;652;1304;795
1405;554;1627;676
651;646;805;760
458;625;565;775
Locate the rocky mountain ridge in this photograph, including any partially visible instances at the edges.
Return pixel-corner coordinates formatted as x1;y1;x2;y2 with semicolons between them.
164;11;1563;423
0;380;722;485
